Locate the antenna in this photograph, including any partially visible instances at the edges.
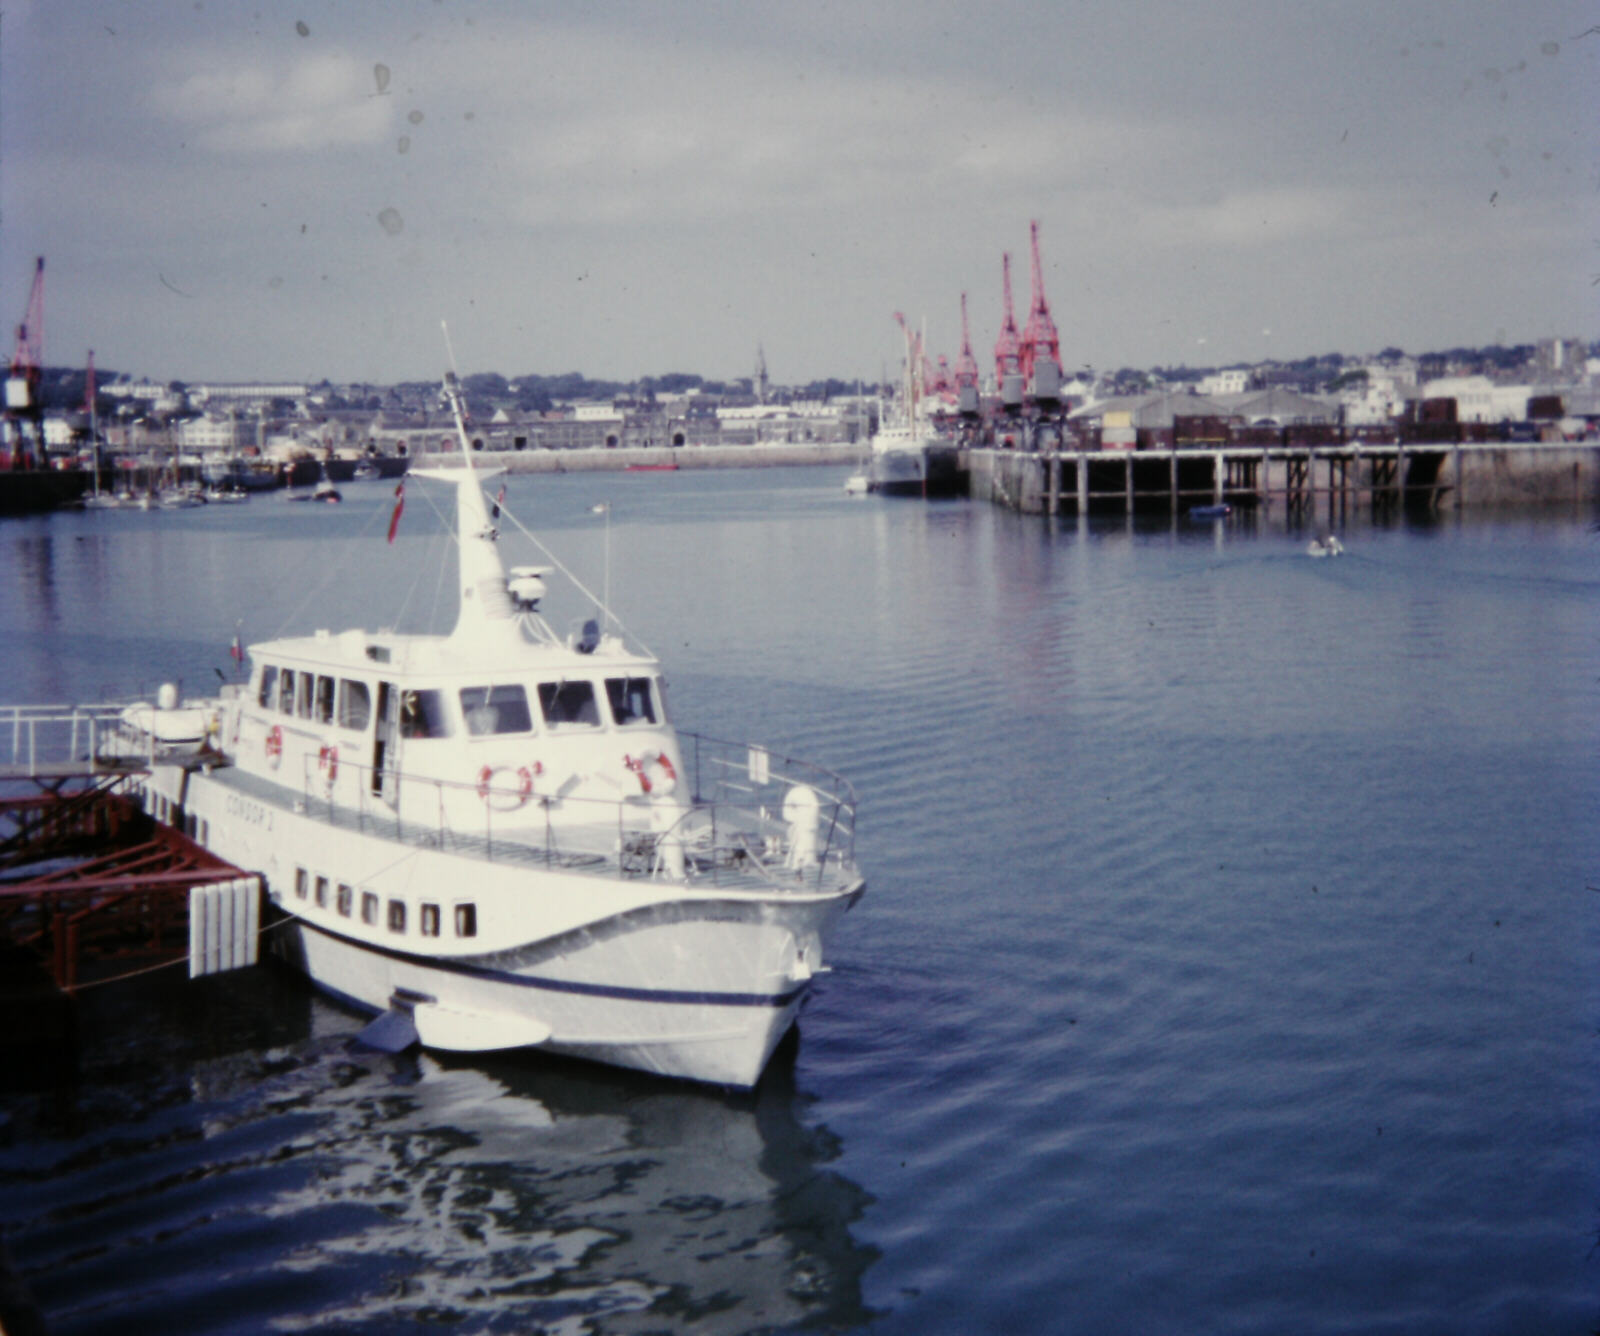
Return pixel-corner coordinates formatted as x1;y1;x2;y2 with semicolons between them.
440;320;475;470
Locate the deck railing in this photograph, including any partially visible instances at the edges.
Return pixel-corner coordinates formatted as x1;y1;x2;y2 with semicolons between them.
284;730;859;892
0;704;134;776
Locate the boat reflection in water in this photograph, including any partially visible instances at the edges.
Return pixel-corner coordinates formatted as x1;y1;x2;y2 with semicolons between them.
7;971;878;1334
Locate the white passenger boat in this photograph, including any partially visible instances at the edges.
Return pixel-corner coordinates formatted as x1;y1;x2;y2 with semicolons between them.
119;365;865;1088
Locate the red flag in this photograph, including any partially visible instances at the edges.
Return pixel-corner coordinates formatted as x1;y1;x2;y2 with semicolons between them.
229;633;243;665
387;481;405;543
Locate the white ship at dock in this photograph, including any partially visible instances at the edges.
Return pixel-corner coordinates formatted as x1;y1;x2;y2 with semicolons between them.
122;364;865;1088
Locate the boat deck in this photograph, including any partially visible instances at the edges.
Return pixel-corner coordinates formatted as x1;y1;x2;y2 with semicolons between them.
200;763;855;898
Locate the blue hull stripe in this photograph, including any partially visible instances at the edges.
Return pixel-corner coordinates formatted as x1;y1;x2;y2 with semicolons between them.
287;913;808;1009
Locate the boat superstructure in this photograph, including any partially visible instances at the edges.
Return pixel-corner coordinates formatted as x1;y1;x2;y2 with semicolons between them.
117;360;864;1088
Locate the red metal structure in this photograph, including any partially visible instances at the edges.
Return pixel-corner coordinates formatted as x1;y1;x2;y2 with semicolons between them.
1;785;246;992
1020;220;1061;383
993;253;1022;388
954;293;980;396
5;257;46;467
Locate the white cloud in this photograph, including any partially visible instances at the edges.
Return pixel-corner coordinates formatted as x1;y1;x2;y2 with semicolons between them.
149;51;391;153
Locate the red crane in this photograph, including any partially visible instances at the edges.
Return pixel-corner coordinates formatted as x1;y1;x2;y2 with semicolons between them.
1020;219;1060;383
5;257;45;466
8;257;45;410
993;253;1021;385
993;253;1024;410
954;292;981;416
955;293;980;391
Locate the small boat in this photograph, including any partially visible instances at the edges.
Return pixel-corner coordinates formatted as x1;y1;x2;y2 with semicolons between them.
117;357;865;1089
1307;533;1345;558
1187;503;1231;519
626;460;679;472
352;458;381;482
287;464;342;503
843;473;870;496
205;484;249;504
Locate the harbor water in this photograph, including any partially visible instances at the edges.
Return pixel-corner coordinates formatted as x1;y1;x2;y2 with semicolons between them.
0;468;1595;1334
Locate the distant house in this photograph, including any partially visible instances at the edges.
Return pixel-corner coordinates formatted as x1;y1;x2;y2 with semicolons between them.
1196;368;1252;396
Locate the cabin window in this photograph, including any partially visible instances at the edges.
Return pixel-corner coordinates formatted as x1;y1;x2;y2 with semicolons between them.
257;665;278;709
297;673;316;720
279;669;296;715
399;689;451;739
605;677;658;726
387;899;407;933
314;875;329;909
339;679;371;731
315;675;335;724
294;867;308;900
538;680;600;728
361;891;378;925
336;883;353;917
420;903;441;937
459;684;534;736
454;904;477;938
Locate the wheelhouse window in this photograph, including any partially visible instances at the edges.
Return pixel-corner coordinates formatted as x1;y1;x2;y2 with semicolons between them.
605;677;658;726
294;867;308;900
279;669;297;715
257;665;278;709
314;875;329;909
459;684;534;736
339;679;371;731
336;883;353;917
315;675;335;724
360;891;378;925
538;680;600;728
420;904;441;937
387;899;407;933
399;689;452;739
454;904;477;938
297;672;316;720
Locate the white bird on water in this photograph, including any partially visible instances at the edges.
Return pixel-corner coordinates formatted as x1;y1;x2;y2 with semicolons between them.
1307;531;1345;558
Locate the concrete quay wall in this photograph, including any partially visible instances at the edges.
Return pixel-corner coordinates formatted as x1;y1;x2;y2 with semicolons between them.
971;442;1600;517
410;441;859;474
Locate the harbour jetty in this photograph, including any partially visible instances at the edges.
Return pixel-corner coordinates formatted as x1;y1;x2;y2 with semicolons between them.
970;440;1600;518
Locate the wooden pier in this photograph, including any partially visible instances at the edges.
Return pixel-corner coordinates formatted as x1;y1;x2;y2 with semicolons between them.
969;440;1600;519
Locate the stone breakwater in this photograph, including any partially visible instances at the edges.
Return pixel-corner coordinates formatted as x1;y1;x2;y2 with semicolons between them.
409;441;860;474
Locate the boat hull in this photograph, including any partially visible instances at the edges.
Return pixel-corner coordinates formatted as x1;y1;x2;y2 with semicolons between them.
869;442;966;497
171;765;859;1088
271;910;820;1086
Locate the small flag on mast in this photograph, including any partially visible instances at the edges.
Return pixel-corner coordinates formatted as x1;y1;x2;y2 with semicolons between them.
387;481;405;543
229;632;243;665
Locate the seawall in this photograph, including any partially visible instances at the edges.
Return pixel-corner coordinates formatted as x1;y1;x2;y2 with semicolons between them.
409;441;859;474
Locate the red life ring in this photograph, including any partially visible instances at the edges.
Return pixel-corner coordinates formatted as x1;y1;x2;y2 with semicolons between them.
477;762;538;810
625;751;676;795
318;744;339;784
266;724;283;768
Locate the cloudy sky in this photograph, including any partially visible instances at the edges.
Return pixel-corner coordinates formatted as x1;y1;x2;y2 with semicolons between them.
2;1;1595;386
